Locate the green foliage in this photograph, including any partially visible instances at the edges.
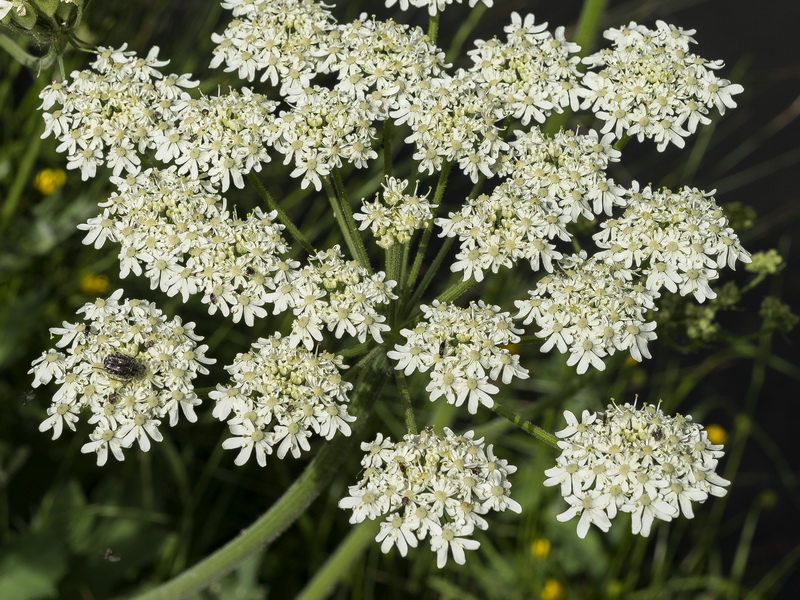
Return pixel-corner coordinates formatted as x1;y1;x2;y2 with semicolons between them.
1;0;798;599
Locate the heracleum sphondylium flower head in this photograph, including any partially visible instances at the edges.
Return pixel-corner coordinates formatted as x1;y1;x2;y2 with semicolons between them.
387;301;528;413
593;185;751;302
30;290;215;466
212;334;355;466
355;176;433;249
515;252;659;372
386;0;493;17
581;21;744;150
339;427;520;567
77;168;289;326
39;46;198;180
211;0;338;93
544;402;729;538
265;246;397;348
437;128;625;283
467;12;582;125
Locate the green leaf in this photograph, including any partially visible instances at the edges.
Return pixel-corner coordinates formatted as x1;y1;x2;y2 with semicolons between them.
12;3;38;30
35;0;60;18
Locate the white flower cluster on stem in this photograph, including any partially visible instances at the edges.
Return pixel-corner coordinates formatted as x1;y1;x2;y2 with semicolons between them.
515;252;659;373
437;128;625;282
544;401;730;538
467;12;582;125
265;246;397;348
581;21;744;150
30;289;215;466
388;301;528;413
39;45;197;180
385;0;493;18
355;176;433;249
211;334;355;466
77;168;289;326
339;427;520;567
593;185;751;302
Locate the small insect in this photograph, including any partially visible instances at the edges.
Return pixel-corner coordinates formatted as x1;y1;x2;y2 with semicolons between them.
401;496;410;507
209;293;217;305
108;392;119;405
143;340;155;350
102;353;146;380
103;548;121;563
599;411;609;426
21;390;36;405
438;341;446;358
398;461;407;474
245;266;255;276
653;427;664;441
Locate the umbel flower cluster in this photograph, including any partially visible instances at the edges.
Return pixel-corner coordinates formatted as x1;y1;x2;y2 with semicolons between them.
30;290;215;465
211;334;355;466
338;427;521;567
544;402;730;538
29;0;747;570
388;300;528;413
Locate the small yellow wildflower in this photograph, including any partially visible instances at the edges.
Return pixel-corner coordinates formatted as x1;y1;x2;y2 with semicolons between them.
80;273;109;296
541;578;564;600
33;168;67;195
705;424;728;445
530;538;551;558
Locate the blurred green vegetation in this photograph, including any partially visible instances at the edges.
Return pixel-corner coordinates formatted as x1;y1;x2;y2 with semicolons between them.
2;1;799;599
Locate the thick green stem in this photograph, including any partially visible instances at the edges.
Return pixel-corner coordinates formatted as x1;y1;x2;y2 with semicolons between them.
296;520;380;600
428;15;439;44
134;356;387;600
613;134;630;151
434;275;475;305
394;369;417;435
405;162;452;298
489;401;559;449
408;237;455;308
382;119;394;176
329;170;372;272
247;172;315;255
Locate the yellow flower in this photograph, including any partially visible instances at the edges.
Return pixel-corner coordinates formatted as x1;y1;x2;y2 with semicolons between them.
33;168;67;195
705;424;728;445
80;274;109;296
530;538;551;558
541;578;564;600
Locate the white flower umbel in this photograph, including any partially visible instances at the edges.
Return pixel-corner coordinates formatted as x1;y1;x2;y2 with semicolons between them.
339;427;520;567
30;290;215;466
77;168;288;325
212;334;355;466
388;301;528;413
265;246;397;348
515;252;659;372
355;176;433;249
438;128;624;282
467;12;582;125
593;185;751;302
581;21;744;150
386;0;493;17
39;46;198;180
544;401;730;538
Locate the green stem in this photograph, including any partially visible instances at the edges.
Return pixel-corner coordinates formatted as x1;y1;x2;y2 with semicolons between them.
383;119;393;176
428;15;439;44
134;355;386;600
296;520;381;600
405;162;452;298
613;134;630;151
247;172;315;255
517;335;540;345
434;275;474;305
544;0;608;135
408;237;455;308
394;369;417;435
489;401;559;448
328;170;372;272
0;33;41;69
